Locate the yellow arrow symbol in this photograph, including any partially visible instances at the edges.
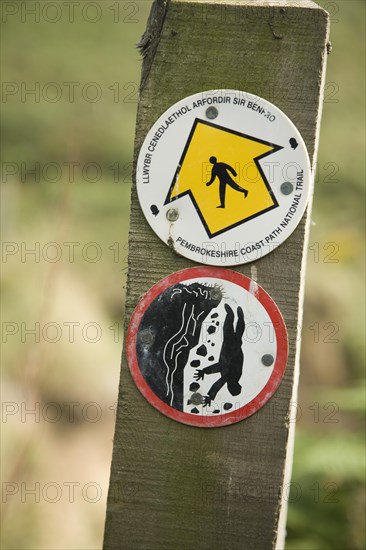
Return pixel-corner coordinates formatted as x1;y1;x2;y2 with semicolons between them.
165;119;282;237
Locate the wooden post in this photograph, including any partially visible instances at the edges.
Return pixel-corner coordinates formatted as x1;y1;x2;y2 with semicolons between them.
104;1;329;548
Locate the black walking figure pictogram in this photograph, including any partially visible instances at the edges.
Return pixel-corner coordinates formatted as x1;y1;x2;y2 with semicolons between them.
206;156;249;208
194;304;245;407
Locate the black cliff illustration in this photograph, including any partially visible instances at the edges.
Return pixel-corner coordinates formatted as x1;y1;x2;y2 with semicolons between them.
136;282;222;410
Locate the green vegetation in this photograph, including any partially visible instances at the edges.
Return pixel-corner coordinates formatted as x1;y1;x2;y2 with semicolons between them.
1;1;364;549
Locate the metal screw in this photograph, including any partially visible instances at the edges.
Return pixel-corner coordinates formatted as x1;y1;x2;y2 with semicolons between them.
280;181;294;195
261;354;274;367
166;208;179;222
140;330;153;345
210;287;222;301
206;106;218;120
190;392;203;405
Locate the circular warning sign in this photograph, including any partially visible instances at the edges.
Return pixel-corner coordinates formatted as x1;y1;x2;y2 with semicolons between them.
137;90;312;266
126;267;288;428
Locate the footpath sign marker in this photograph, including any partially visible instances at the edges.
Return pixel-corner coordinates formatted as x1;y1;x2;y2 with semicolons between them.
104;1;329;549
126;267;288;427
137;90;311;265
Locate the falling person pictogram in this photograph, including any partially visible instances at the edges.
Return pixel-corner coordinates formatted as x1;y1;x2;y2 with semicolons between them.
206;156;249;208
194;304;245;406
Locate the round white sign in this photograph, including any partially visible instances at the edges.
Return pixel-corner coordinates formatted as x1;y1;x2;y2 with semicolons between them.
126;267;288;427
136;89;312;266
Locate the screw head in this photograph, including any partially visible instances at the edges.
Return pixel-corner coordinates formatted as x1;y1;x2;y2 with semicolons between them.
206;106;218;120
140;330;154;345
280;181;294;195
166;208;179;222
190;392;203;405
210;286;222;301
261;354;274;367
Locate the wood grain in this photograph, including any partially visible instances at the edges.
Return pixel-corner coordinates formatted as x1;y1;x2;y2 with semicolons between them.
104;1;329;548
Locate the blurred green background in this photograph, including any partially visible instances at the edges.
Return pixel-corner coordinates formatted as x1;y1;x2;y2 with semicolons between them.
1;1;364;549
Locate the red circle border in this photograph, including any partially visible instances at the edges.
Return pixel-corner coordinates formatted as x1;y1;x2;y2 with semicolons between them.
126;267;288;428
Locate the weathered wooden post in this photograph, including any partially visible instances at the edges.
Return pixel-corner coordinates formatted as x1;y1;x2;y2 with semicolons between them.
104;1;329;548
